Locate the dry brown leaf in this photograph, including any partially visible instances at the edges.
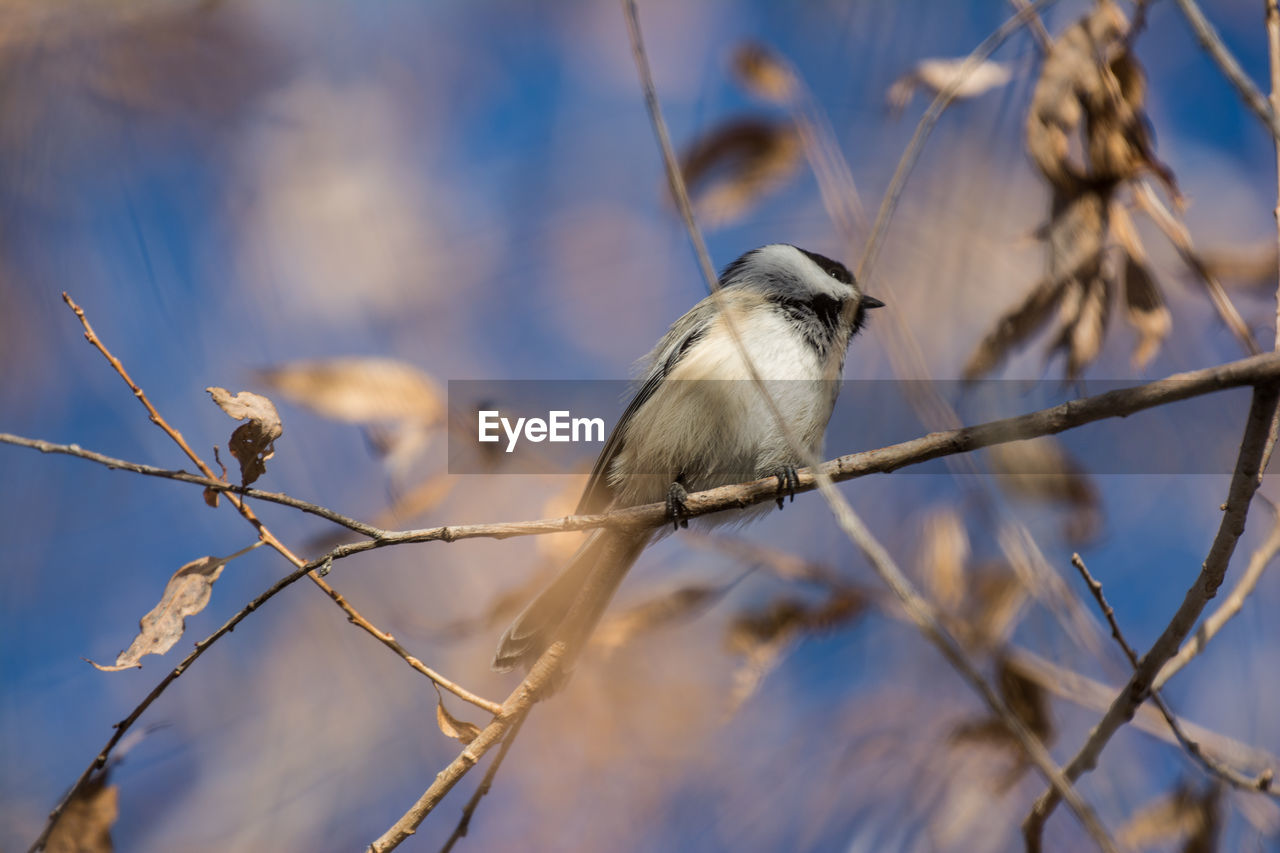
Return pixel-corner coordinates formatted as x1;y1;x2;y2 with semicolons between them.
950;657;1053;787
207;387;283;486
1061;274;1112;379
46;770;117;853
919;508;969;611
988;437;1100;542
887;58;1012;112
91;544;259;671
962;266;1074;379
435;694;482;745
679;116;803;228
731;42;797;103
1118;784;1221;852
1122;252;1170;369
725;590;863;713
960;566;1027;649
594;585;724;654
258;357;444;426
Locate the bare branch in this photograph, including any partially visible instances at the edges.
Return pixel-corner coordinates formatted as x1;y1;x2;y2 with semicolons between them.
0;433;385;537
857;0;1063;284
1070;554;1274;794
1172;0;1280;141
368;643;566;852
1156;499;1280;689
1024;387;1280;849
1133;181;1262;357
439;707;531;853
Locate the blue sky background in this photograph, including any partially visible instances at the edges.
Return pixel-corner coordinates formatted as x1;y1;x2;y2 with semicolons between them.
3;1;1280;850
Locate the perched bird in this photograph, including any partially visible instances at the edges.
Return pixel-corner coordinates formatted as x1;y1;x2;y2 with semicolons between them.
493;244;883;674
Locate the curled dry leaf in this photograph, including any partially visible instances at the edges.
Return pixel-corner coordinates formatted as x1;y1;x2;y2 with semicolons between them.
679;116;803;228
206;387;282;486
1117;784;1221;852
887;58;1012;112
435;694;483;745
91;544;259;671
988;436;1100;543
919;507;969;611
731;42;797;103
45;770;117;853
258;357;444;426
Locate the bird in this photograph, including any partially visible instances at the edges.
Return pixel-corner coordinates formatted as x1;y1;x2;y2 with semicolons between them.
492;243;883;676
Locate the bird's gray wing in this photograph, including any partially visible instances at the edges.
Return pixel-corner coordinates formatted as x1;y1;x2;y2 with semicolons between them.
574;303;713;515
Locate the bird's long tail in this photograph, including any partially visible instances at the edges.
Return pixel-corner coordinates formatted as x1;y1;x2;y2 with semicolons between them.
491;528;649;674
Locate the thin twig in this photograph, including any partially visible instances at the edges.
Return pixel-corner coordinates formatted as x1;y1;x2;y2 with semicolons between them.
620;0;717;295
1264;0;1280;481
1024;386;1280;849
30;297;500;853
369;643;566;852
438;707;531;853
1156;498;1280;689
1171;0;1280;141
0;433;385;537
1008;0;1053;51
1133;181;1262;357
856;0;1062;285
1007;648;1280;780
1270;0;1280;349
1070;554;1273;793
812;487;1117;853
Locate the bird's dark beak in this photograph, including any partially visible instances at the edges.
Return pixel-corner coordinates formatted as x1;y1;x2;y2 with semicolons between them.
860;295;885;309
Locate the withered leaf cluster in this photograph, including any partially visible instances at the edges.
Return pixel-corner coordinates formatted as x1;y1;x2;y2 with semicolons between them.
967;0;1178;379
207;386;283;487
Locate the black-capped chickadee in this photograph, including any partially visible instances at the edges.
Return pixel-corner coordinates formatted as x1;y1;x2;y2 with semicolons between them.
492;244;883;673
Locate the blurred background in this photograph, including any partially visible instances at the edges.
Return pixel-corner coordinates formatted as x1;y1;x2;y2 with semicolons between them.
3;0;1280;850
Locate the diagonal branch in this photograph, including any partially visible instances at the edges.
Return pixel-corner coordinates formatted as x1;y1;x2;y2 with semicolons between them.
1155;499;1280;690
1023;386;1280;849
0;433;384;537
1172;0;1280;141
368;643;567;852
1070;554;1274;794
